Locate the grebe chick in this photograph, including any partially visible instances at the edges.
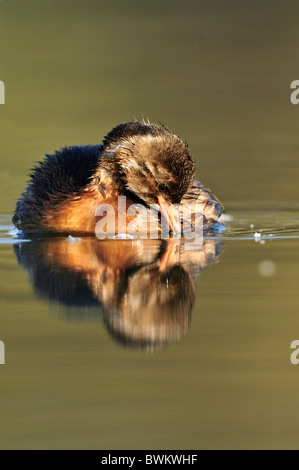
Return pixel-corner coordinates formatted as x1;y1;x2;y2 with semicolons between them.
13;121;222;234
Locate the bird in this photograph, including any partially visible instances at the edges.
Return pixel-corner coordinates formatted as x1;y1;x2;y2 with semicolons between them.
13;120;223;236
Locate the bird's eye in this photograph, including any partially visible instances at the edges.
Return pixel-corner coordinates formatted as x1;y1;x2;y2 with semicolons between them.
159;183;169;194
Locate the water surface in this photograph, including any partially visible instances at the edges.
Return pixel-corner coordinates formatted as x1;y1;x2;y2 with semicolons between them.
1;212;299;449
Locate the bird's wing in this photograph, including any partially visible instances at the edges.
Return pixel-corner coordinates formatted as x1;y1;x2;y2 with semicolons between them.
181;179;224;223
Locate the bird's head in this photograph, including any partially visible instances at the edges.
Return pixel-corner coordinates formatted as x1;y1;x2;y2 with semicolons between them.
97;121;195;231
106;133;194;205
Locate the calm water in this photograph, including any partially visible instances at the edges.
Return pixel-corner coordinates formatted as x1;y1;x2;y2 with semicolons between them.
1;213;299;449
1;0;299;450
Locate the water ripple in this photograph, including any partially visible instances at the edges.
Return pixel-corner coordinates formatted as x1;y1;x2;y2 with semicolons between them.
1;211;298;244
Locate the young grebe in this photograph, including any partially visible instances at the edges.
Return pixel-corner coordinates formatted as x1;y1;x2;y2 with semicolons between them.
13;121;223;234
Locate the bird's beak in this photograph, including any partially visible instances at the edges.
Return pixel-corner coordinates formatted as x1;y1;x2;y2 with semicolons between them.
158;195;180;234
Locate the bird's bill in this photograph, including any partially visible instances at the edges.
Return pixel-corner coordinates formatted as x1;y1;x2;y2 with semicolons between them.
158;195;180;234
159;239;180;271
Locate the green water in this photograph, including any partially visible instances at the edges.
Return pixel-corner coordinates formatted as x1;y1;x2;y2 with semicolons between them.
1;0;299;450
1;214;299;450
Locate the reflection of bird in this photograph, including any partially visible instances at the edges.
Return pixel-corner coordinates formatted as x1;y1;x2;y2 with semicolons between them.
13;121;223;235
14;238;222;349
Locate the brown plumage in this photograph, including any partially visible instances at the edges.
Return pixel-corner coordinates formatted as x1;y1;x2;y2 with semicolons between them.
13;121;223;235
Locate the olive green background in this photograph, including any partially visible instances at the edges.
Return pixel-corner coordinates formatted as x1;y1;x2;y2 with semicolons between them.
1;0;299;213
0;0;299;450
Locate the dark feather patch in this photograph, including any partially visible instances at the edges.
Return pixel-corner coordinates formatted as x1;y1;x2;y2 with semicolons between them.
13;145;101;229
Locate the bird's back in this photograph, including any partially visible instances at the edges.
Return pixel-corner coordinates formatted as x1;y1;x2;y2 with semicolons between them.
13;145;101;231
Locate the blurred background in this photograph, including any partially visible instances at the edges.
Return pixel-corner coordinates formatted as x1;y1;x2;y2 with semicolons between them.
1;0;299;451
1;0;299;214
